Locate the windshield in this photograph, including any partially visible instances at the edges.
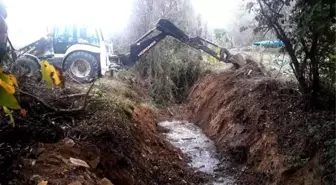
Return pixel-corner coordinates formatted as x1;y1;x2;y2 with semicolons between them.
78;26;100;46
53;24;100;47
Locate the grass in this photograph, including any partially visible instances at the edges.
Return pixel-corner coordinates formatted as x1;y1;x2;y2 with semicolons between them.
89;77;157;119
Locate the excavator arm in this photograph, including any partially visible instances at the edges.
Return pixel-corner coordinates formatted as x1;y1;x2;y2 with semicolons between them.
119;19;234;67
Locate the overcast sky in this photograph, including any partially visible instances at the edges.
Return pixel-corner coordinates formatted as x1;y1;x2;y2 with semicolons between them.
3;0;243;48
192;0;242;29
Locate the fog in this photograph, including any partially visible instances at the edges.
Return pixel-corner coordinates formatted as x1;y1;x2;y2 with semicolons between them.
4;0;243;48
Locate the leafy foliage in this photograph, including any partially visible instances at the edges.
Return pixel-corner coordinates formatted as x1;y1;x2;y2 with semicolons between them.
214;29;226;39
247;0;336;108
41;60;62;88
0;68;20;109
0;87;20;109
243;0;335;183
0;60;63;124
3;106;14;126
116;0;208;105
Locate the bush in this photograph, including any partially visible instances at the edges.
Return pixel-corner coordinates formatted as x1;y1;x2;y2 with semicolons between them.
132;42;203;105
249;0;336;109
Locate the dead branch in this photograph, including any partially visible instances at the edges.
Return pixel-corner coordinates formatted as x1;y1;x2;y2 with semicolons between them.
167;107;174;116
18;82;95;113
59;93;89;99
275;53;286;78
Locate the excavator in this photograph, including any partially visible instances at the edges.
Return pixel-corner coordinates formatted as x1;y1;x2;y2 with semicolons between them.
0;3;240;83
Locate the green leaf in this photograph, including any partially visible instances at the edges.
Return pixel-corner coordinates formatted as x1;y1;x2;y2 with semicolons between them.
41;60;53;88
0;86;20;109
41;60;62;88
3;106;15;127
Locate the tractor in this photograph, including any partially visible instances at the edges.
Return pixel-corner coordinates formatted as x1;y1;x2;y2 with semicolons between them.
9;23;121;83
1;3;240;83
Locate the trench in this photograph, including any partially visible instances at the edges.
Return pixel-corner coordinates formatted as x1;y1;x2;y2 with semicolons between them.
158;120;235;185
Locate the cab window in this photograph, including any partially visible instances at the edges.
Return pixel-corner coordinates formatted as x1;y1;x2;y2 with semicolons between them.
78;26;99;47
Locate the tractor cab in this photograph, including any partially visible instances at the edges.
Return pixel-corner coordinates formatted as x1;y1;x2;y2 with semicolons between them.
52;24;103;54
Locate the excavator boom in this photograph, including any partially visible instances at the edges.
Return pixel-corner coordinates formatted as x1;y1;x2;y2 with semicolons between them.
1;2;241;83
120;19;233;67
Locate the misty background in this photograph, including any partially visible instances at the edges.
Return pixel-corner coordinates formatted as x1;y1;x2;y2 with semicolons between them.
3;0;264;49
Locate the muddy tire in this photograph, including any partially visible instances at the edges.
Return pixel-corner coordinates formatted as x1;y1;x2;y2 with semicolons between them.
10;56;41;78
63;51;99;83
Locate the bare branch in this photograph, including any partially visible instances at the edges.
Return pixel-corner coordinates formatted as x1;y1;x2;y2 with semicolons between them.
59;93;89;99
263;0;284;17
18;82;95;113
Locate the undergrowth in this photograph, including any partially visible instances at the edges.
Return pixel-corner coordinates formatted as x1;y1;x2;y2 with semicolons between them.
93;79;144;118
127;43;223;105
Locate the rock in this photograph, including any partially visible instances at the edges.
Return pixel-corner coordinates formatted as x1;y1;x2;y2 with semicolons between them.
32;159;36;166
20;157;36;167
62;138;75;147
99;178;114;185
34;148;45;157
157;126;170;133
68;181;82;185
30;174;43;182
88;157;100;169
69;157;90;168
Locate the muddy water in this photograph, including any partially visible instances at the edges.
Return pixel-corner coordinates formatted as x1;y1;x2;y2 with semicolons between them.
158;120;235;185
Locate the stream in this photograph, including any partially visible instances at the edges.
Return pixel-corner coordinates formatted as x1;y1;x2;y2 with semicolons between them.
158;120;235;185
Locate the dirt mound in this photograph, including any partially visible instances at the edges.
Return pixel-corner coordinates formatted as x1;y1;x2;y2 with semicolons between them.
11;106;207;185
187;62;335;185
0;78;209;185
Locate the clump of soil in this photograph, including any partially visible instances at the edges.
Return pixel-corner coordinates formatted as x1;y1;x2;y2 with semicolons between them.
0;78;209;185
187;61;335;185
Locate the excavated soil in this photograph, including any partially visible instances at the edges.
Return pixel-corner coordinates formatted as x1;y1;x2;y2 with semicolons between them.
1;62;334;185
0;78;209;185
186;62;335;185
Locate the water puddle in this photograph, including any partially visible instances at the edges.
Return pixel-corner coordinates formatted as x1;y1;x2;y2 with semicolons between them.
158;120;235;185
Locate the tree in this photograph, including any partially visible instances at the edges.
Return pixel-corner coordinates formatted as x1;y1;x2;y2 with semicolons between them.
247;0;336;108
114;0;206;104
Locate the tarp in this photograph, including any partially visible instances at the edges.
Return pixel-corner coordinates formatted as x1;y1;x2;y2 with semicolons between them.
252;40;284;47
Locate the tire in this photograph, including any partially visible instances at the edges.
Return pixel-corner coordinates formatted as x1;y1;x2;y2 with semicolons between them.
10;56;41;78
63;51;99;83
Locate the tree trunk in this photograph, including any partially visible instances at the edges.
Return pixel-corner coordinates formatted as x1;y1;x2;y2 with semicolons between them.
311;57;321;107
280;35;309;93
309;33;320;108
269;21;309;93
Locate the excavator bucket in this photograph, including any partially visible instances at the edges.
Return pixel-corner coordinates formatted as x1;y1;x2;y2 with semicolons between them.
228;54;246;69
219;48;245;69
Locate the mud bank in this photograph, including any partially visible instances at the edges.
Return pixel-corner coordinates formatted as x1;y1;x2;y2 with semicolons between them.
18;107;208;185
187;63;335;185
1;79;209;185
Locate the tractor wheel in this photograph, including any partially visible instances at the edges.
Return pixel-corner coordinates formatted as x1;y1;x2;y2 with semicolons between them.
63;51;99;83
10;56;41;78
